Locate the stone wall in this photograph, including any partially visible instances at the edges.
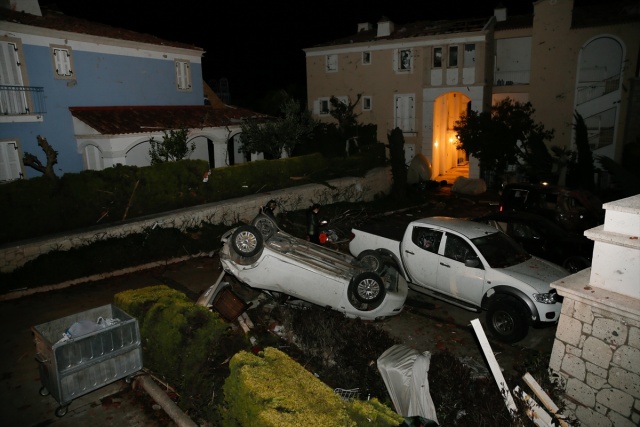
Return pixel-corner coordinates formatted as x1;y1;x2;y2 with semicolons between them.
0;167;392;273
550;195;640;427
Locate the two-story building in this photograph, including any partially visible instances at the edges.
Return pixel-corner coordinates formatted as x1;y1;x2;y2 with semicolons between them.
304;0;640;183
0;0;265;182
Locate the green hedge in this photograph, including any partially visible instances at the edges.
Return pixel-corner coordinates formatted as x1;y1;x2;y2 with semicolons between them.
222;347;403;427
0;152;384;245
114;286;230;416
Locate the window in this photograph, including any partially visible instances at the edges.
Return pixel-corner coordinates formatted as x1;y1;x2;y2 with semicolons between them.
444;234;474;263
362;96;372;111
398;49;412;71
362;51;371;65
0;39;28;115
448;46;458;67
433;47;442;68
0;140;23;182
317;98;330;115
175;59;192;91
326;54;337;72
394;94;415;133
50;45;74;78
463;44;476;67
412;227;443;254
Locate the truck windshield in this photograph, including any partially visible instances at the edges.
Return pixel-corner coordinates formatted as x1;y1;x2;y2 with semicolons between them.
471;232;531;268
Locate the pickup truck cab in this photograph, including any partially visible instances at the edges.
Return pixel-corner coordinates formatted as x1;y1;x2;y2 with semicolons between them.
349;216;569;343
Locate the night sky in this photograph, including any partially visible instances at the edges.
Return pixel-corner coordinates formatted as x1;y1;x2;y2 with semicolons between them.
39;1;537;106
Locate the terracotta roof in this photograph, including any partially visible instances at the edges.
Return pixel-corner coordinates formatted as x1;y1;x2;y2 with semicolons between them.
69;106;272;135
0;7;202;51
312;17;491;48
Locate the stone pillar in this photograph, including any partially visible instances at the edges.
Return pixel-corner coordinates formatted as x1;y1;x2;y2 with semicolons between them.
550;194;640;427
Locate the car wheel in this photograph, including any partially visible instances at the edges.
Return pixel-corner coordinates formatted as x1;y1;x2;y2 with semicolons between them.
563;256;589;274
251;215;276;240
231;225;263;258
357;250;385;274
350;272;385;304
486;297;529;343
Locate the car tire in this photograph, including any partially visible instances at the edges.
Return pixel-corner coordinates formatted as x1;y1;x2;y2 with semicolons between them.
350;272;385;304
251;215;277;240
357;250;385;274
231;225;263;258
486;296;529;343
563;256;589;274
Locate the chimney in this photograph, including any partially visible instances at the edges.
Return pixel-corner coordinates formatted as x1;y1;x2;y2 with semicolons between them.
2;0;42;16
494;5;507;22
357;22;372;32
376;16;394;38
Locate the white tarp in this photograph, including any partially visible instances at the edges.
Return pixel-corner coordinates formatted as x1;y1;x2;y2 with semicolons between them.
376;344;438;424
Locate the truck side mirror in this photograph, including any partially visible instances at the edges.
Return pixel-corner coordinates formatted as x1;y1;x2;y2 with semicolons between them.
465;256;481;269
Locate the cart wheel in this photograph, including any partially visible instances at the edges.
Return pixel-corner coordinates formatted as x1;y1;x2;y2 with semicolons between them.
55;405;69;417
39;386;49;396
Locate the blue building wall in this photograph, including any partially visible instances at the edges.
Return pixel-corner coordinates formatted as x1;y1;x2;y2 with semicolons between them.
2;42;203;177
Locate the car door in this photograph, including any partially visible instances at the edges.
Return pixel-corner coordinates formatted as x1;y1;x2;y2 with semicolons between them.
402;225;443;290
435;232;485;304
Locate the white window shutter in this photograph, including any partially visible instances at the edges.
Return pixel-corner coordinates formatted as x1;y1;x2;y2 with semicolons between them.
395;95;415;132
53;48;72;76
175;61;191;90
0;141;22;181
313;100;320;114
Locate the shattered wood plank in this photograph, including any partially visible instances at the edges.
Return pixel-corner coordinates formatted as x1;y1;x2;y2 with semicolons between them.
523;373;569;427
514;386;554;427
470;318;518;415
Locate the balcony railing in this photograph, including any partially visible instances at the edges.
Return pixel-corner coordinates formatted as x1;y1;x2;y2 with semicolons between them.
576;74;620;105
494;70;530;86
0;85;46;115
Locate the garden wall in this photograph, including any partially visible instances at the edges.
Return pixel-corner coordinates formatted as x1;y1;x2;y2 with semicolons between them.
0;167;391;273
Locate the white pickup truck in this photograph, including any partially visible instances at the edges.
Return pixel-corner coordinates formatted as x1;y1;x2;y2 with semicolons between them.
349;216;569;343
218;214;408;321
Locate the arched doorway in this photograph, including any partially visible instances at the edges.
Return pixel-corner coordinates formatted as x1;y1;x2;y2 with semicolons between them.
432;92;470;178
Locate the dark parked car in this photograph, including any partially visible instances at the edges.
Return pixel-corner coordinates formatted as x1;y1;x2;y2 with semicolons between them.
473;211;594;273
498;183;604;234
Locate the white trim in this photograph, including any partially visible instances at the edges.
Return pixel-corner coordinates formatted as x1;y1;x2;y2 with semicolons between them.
304;35;487;57
362;96;372;111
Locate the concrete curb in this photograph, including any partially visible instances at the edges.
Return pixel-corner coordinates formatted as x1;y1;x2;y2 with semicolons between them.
0;252;211;302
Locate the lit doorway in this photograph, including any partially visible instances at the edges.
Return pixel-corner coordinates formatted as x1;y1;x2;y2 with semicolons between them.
432;92;470;178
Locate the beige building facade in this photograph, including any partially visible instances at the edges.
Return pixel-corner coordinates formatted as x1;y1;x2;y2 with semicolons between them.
304;0;640;183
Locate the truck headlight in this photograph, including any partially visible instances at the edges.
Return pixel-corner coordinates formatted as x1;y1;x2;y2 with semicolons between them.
533;293;557;304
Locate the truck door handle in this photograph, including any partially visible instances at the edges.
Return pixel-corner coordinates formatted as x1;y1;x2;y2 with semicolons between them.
440;262;450;268
405;250;415;255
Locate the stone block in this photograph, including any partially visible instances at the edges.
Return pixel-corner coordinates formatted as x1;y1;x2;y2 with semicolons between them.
596;388;633;416
586;362;608;379
609;367;640;399
612;345;640;374
574;300;595;324
566;378;596;407
586;372;608;390
557;315;583;347
549;340;565;371
575;405;612;427
592;318;628;346
608;410;638;427
629;327;640;349
562;353;586;380
583;337;614;368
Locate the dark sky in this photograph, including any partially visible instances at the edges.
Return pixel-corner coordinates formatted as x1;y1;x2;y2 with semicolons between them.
40;1;536;106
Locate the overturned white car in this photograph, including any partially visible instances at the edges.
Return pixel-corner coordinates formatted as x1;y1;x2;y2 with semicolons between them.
219;214;408;320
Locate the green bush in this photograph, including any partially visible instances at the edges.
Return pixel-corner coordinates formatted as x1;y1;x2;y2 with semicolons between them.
115;286;230;417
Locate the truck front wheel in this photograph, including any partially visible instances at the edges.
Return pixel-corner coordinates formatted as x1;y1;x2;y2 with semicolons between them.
486;297;529;343
357;250;385;274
